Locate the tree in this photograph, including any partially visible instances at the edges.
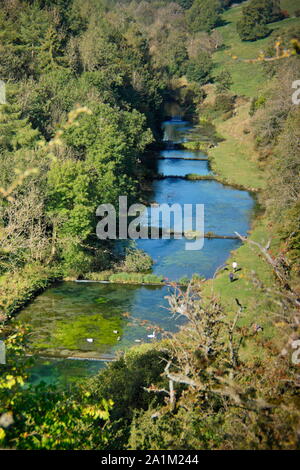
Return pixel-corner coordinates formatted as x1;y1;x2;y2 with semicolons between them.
186;51;213;84
215;70;233;93
177;0;193;9
237;0;284;41
186;0;222;33
0;104;40;153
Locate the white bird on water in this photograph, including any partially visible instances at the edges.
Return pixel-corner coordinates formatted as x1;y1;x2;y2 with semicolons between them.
147;331;156;339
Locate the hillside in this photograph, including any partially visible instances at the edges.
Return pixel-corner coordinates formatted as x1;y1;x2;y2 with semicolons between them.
213;3;300;96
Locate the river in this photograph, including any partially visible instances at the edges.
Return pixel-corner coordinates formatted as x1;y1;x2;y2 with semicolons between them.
17;118;254;386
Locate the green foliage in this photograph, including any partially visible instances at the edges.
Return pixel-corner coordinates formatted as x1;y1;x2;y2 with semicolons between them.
264;103;300;272
62;103;152;205
108;272;163;284
179;276;190;285
85;270;114;281
87;345;169;447
61;243;94;278
237;0;284;41
214;93;235;113
186;0;222;33
186;51;214;84
177;0;193;8
122;249;153;273
0;326;112;449
0;264;62;320
215;70;233;93
47;160;95;240
249;95;267;116
0;104;40;153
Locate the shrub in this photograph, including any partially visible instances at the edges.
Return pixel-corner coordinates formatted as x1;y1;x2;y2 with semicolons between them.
250;95;266;116
108;272;163;284
122;249;153;273
142;274;164;284
186;0;222;33
215;70;233;94
109;272;145;283
214;94;235;113
179;276;190;285
237;0;284;41
186;52;213;85
61;243;93;278
85;270;114;281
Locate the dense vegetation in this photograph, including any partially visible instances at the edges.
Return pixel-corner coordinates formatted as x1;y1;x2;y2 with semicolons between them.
0;0;300;450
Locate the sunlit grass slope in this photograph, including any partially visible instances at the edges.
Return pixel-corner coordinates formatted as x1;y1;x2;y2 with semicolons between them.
213;4;300;97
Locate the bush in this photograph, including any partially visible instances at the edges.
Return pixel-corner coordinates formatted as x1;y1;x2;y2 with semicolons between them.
109;272;144;283
90;248;112;272
186;0;222;33
108;272;163;284
179;276;190;285
215;70;233;94
61;243;93;278
237;0;284;41
87;345;170;446
122;249;153;273
85;270;114;281
214;94;235;113
186;52;213;85
142;274;164;284
249;95;266;116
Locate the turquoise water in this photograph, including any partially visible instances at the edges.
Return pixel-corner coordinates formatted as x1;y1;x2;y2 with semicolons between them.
20;282;181;385
19;282;178;358
19;119;255;384
157;158;211;176
162;119;191;143
138;178;253;237
160;149;208;159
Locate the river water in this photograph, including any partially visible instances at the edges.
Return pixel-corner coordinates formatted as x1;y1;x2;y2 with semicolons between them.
18;119;254;386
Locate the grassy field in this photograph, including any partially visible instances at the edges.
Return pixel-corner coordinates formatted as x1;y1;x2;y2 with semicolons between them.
281;0;300;15
201;10;285;355
202;216;279;361
213;4;300;97
208;102;265;191
203;101;276;358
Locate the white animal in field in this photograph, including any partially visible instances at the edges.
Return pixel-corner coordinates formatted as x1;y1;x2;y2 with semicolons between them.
86;338;94;343
113;330;119;334
232;261;238;271
135;339;142;343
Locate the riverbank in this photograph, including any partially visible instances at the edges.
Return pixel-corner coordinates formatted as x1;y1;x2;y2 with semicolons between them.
0;264;62;321
207;100;265;192
200;95;278;360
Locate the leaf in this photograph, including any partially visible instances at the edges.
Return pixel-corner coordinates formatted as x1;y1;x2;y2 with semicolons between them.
0;428;5;442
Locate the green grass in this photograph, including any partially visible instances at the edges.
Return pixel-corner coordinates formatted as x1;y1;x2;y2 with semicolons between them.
208;104;265;191
86;271;164;284
202;218;278;362
213;5;300;97
185;173;215;180
281;0;300;15
0;264;62;319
